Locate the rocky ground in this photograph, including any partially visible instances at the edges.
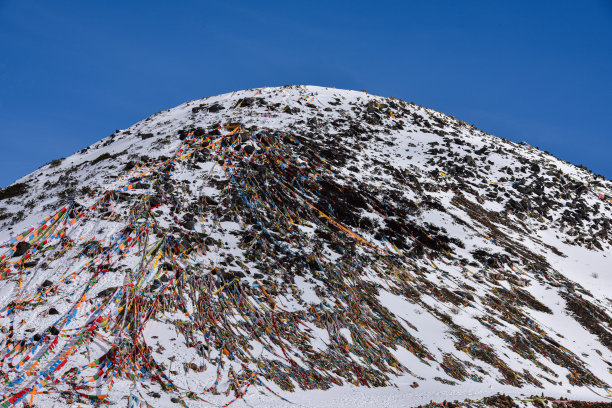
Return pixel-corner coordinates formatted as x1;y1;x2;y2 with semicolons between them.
0;85;609;407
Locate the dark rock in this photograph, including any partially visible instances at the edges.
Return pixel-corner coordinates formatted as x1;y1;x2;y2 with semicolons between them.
208;104;224;113
12;241;31;258
0;183;28;200
97;287;117;298
123;161;136;171
91;153;112;165
244;145;255;155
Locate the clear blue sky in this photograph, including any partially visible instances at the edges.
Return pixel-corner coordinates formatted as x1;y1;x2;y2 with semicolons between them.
1;1;611;187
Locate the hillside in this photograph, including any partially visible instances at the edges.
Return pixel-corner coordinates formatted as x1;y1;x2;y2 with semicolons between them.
0;85;610;407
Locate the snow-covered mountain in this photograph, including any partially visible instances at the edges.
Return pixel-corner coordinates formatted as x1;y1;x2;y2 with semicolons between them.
0;85;610;407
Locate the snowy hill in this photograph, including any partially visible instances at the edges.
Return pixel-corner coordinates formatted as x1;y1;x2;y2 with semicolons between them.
0;85;610;407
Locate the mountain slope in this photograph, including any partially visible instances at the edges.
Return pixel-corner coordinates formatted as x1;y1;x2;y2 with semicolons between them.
0;85;610;407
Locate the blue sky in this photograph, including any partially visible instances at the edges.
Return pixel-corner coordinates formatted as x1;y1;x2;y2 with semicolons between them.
1;1;611;187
